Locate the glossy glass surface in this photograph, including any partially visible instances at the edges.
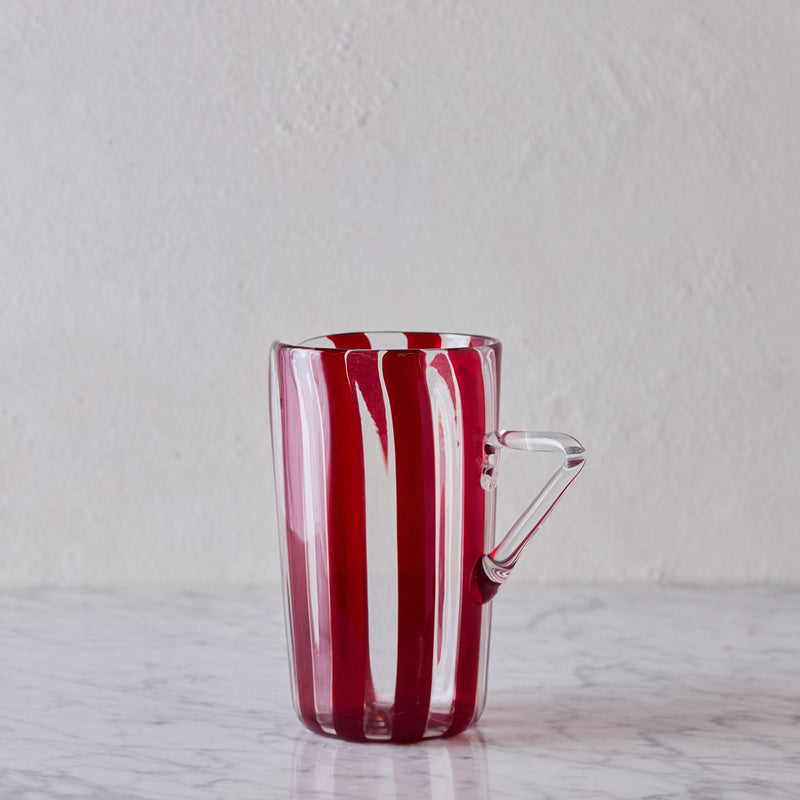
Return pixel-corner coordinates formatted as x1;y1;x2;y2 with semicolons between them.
270;331;584;742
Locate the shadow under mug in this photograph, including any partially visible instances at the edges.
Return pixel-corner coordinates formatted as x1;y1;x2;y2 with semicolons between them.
270;331;585;742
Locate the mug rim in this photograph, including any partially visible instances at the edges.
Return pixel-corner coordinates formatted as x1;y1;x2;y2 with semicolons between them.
274;330;501;353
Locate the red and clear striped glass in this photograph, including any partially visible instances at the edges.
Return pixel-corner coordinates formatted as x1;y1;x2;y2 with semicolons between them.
269;332;585;742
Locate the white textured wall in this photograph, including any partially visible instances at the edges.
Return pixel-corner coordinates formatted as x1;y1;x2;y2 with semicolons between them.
2;1;798;585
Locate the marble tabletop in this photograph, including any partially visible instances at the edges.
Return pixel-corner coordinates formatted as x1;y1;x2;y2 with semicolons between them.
0;583;798;799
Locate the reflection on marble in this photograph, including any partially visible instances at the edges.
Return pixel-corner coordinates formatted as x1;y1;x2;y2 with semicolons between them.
0;585;798;799
290;729;490;799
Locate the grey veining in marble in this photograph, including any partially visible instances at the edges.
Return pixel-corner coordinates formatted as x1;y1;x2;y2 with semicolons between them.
1;584;798;799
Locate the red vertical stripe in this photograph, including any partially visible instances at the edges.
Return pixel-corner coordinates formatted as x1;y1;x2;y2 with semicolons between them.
383;350;437;742
278;348;322;734
405;332;442;349
329;332;371;349
446;348;487;736
321;350;372;739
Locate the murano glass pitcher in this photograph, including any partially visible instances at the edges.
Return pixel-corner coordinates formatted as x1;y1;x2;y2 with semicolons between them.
270;331;585;742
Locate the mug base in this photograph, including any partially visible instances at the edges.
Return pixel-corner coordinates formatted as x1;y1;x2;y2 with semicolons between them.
296;707;475;744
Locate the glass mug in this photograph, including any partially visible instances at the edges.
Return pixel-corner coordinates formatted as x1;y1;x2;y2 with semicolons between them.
270;331;585;742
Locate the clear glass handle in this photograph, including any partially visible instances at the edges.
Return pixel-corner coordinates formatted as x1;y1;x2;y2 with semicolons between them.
471;430;586;603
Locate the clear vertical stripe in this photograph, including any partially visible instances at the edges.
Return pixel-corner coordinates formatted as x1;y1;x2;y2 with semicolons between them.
278;348;321;732
358;352;398;738
293;352;335;733
425;352;464;732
